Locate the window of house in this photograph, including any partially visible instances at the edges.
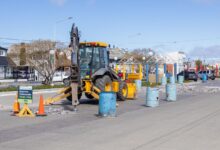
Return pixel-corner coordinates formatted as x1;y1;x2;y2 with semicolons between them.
7;67;11;73
0;50;3;56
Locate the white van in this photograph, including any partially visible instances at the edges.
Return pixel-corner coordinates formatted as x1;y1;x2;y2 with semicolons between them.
53;71;70;82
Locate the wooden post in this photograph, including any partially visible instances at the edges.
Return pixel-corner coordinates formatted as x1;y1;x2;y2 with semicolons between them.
146;64;149;83
156;63;159;84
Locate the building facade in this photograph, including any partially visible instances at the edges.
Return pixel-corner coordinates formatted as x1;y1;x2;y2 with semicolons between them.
0;46;15;79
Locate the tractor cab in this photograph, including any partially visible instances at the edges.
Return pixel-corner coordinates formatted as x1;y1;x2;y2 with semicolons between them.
79;42;109;79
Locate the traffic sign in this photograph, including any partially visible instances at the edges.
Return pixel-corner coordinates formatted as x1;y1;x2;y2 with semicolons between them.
18;86;33;104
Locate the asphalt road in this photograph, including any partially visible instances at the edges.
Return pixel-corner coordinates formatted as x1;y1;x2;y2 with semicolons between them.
0;80;220;150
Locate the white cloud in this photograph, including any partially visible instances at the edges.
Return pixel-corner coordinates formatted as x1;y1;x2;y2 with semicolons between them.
50;0;67;6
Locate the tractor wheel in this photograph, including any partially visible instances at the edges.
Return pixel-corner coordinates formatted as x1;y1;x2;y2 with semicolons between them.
66;93;82;101
85;93;94;99
66;87;82;101
63;78;71;86
95;75;112;91
117;82;128;101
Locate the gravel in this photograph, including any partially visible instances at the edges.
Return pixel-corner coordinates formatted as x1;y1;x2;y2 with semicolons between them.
33;107;77;115
2;81;220;115
159;83;220;95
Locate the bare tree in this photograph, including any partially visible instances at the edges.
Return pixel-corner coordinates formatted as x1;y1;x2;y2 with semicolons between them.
27;41;56;84
9;40;69;85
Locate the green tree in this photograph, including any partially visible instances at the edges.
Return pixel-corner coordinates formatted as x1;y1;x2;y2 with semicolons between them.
195;59;202;71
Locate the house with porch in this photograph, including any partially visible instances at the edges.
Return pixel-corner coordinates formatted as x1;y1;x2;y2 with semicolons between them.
0;46;15;79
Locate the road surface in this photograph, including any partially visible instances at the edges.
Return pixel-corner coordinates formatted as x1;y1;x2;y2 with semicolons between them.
0;80;220;150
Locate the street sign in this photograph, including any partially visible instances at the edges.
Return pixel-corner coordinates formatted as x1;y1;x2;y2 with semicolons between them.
18;86;33;104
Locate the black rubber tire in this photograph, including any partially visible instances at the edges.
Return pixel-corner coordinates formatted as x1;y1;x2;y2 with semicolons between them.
66;87;82;101
66;93;82;101
95;75;112;91
117;82;128;101
63;78;71;86
85;93;94;99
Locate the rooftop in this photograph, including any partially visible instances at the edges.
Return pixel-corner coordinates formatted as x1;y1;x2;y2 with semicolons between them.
109;48;125;60
0;46;7;51
0;56;16;66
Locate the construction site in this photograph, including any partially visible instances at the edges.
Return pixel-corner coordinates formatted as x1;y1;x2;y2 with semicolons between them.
1;1;220;150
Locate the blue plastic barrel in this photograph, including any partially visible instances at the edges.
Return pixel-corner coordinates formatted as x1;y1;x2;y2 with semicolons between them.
99;92;116;117
166;84;177;102
146;87;159;107
170;76;175;84
161;76;167;85
202;74;207;83
135;80;142;91
178;75;184;84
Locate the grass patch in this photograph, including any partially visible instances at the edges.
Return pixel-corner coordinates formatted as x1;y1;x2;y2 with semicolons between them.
0;84;65;92
141;79;192;87
184;80;192;83
142;81;161;87
0;87;17;92
33;84;65;90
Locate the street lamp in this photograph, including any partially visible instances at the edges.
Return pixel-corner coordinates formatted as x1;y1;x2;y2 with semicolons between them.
147;51;154;70
145;51;155;84
148;51;153;57
54;17;73;42
114;57;118;72
49;49;56;64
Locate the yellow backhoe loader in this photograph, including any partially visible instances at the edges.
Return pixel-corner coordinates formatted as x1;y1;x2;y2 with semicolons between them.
44;24;137;105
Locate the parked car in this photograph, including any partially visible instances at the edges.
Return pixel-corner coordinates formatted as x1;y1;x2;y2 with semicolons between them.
198;70;215;80
177;71;198;82
53;71;70;82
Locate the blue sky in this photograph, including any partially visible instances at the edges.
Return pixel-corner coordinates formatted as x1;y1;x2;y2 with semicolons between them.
0;0;220;56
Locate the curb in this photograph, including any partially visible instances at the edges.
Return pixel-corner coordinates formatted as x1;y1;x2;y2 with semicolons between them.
0;88;62;97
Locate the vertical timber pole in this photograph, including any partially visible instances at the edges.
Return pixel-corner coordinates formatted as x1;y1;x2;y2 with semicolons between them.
174;63;177;82
164;64;167;77
146;64;149;83
156;63;159;85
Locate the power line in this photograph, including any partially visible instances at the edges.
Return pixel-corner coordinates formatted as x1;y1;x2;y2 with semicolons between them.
0;36;220;49
0;37;69;45
0;37;33;42
1;36;220;44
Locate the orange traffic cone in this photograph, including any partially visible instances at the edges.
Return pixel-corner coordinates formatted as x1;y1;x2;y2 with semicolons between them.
36;95;47;116
11;94;20;116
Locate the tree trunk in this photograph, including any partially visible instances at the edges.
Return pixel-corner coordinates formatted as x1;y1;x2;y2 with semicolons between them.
43;76;53;85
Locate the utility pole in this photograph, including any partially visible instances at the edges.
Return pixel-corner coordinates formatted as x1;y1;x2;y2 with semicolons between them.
54;17;73;42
